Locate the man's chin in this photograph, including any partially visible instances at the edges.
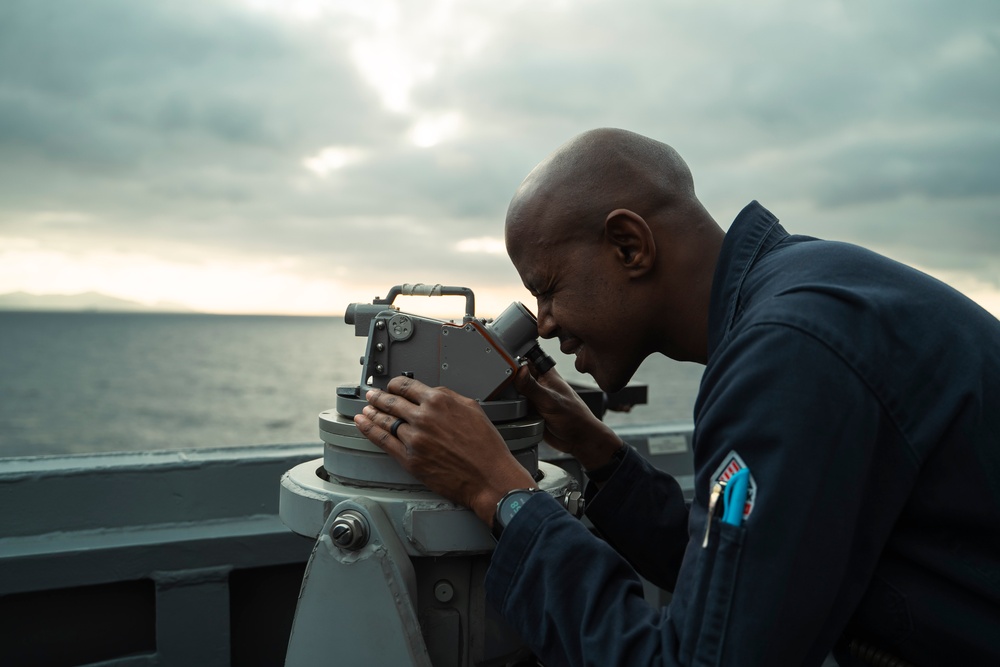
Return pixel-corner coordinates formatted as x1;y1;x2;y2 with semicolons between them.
590;355;647;394
591;368;630;395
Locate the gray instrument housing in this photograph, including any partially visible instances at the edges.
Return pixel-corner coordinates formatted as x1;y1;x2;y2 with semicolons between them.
337;284;550;422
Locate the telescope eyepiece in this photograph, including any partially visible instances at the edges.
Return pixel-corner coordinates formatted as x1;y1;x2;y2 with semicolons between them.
524;343;556;376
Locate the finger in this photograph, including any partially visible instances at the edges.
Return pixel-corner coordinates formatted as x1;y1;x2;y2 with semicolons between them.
353;412;406;457
535;364;569;389
515;364;562;409
514;364;542;397
365;387;415;420
385;375;432;401
361;406;405;436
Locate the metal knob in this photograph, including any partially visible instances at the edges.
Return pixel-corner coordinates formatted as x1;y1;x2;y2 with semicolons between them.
330;510;369;550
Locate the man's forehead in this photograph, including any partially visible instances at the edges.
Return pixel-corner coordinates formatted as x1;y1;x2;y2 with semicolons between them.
505;238;548;290
505;189;581;291
509;249;543;291
505;219;548;263
505;206;569;250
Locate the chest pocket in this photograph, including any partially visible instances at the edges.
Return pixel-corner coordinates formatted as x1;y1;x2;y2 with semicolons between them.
679;521;747;667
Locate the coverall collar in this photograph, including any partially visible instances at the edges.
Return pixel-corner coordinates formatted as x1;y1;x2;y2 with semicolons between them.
707;201;788;362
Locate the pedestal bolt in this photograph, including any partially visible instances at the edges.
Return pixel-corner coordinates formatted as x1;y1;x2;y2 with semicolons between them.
434;580;455;603
561;490;586;518
330;510;369;550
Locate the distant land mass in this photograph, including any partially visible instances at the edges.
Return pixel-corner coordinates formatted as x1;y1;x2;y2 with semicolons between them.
0;291;197;313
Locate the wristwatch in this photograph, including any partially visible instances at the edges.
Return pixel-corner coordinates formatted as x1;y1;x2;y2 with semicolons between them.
491;488;542;541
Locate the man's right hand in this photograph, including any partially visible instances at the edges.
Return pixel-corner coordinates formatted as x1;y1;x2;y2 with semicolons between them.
514;364;624;470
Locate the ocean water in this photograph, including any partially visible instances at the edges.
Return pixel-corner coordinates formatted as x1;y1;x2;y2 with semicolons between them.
0;312;702;458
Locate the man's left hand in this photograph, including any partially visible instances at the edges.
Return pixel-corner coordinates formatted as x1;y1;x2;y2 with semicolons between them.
354;376;538;526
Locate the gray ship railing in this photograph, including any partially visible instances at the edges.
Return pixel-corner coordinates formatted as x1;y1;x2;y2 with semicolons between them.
0;425;694;667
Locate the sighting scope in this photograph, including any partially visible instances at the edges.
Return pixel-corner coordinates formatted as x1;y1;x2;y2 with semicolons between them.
337;284;555;422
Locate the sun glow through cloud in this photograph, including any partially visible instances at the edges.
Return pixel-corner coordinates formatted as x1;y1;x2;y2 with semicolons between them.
303;146;366;177
0;241;351;315
455;236;506;255
410;112;463;148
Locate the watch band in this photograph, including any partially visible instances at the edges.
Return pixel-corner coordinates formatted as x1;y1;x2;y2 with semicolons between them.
491;488;542;541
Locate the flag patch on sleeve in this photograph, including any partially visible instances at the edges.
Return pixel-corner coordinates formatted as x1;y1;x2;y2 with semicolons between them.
711;450;757;519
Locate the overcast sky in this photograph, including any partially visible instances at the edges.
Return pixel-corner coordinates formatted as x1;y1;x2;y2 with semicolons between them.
1;0;998;316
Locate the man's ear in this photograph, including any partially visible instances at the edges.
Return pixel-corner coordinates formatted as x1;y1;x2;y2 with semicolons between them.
605;209;655;276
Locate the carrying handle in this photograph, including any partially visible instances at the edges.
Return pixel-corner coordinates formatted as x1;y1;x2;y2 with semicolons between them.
375;284;476;320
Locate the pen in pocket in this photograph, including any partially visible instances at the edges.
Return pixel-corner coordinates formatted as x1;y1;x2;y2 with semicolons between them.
701;482;724;548
721;467;750;526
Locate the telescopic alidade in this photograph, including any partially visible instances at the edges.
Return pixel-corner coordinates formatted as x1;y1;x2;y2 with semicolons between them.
279;285;577;667
337;283;554;422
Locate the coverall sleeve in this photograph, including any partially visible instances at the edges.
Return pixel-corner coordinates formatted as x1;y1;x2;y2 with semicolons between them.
485;323;919;666
584;446;690;590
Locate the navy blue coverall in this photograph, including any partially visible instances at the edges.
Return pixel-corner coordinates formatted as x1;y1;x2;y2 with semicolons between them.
485;202;1000;666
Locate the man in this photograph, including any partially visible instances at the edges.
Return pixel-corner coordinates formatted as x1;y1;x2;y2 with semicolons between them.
354;128;1000;666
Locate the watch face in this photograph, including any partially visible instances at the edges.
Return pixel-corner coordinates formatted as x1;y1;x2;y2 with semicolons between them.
498;490;535;527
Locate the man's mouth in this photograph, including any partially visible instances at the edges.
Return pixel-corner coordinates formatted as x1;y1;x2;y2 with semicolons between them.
560;338;583;356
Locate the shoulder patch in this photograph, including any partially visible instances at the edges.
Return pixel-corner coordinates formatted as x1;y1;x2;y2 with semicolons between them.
711;450;757;519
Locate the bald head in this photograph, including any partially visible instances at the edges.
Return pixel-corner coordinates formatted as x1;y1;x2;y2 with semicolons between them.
504;129;724;366
505;128;702;251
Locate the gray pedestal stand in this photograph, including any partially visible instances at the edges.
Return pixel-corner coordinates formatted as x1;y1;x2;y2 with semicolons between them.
279;411;576;666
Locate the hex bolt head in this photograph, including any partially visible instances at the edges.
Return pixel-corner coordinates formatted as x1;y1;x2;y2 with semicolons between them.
561;490;586;518
375;320;386;330
330;510;369;550
434;580;455;603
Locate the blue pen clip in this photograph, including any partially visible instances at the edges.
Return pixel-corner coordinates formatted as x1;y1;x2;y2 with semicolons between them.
722;467;750;526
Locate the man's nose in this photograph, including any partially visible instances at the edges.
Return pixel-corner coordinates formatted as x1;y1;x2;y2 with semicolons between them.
535;301;557;339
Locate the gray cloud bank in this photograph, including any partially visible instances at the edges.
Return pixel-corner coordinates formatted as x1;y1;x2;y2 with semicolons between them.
1;0;998;303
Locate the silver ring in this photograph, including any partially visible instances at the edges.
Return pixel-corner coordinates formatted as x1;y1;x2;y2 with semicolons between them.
389;417;406;438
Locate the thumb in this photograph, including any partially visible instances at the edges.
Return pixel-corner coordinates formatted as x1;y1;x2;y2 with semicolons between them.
514;364;560;412
514;364;548;402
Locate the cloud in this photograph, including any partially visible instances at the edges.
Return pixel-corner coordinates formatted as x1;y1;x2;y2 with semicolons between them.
0;0;998;314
